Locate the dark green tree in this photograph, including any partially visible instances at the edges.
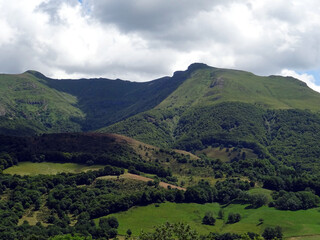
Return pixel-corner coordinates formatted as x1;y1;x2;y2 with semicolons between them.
227;212;241;224
202;212;216;225
262;226;283;240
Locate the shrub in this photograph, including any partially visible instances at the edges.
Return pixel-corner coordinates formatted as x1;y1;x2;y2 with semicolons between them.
218;209;224;219
227;212;241;224
202;212;216;225
262;226;283;240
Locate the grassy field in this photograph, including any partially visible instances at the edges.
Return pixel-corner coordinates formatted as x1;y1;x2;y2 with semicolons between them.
3;162;105;175
99;202;320;239
196;147;257;162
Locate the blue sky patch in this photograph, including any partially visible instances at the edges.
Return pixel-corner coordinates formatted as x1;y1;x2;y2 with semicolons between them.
299;70;320;85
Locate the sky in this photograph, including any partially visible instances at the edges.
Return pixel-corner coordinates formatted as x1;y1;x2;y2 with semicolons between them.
0;0;320;92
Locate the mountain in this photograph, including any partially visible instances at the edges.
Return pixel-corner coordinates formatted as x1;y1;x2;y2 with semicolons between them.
0;68;193;135
41;70;191;131
99;64;320;171
2;63;320;239
0;132;198;178
157;65;320;111
2;63;320;170
0;71;85;135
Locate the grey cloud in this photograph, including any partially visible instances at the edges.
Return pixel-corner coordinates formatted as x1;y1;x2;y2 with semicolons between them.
52;53;175;81
0;37;38;74
0;47;27;74
37;0;80;23
0;37;57;76
1;0;320;85
86;0;242;53
257;2;302;23
88;0;234;32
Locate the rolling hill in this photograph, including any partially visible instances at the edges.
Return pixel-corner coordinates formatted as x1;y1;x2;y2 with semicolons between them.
0;132;199;178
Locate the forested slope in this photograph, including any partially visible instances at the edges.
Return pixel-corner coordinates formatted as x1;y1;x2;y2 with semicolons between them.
101;64;320;170
0;66;195;135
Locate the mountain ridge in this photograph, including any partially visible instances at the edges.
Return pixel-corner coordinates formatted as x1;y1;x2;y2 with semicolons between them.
0;65;201;134
97;64;320;171
1;63;320;140
2;64;320;239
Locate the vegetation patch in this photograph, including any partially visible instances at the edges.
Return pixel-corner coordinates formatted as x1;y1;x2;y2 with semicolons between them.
196;147;257;162
3;162;105;175
97;173;185;191
105;202;320;238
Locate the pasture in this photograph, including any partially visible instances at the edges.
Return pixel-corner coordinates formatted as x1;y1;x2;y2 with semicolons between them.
100;202;320;239
3;162;105;175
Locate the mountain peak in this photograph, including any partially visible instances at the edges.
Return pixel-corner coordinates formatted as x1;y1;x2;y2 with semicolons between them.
187;63;210;72
25;70;49;80
171;63;211;79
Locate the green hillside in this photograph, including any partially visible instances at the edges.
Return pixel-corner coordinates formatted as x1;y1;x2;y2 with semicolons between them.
2;63;320;169
106;202;320;238
101;64;320;170
2;64;320;239
156;65;320;111
30;69;190;131
0;68;192;134
3;63;319;137
0;72;85;135
0;132;196;179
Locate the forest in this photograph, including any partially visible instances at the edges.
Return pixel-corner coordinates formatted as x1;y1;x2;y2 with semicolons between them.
1;131;320;239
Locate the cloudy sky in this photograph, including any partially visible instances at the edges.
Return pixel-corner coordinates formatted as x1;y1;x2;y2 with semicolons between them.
0;0;320;92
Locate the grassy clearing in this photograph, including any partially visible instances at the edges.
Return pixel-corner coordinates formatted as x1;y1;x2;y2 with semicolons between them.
175;174;250;188
196;147;257;162
19;206;50;226
175;174;224;188
3;162;105;175
99;202;320;238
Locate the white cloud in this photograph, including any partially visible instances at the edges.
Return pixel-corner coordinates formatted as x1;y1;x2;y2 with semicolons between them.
280;69;320;93
0;20;17;45
0;0;320;83
0;0;179;80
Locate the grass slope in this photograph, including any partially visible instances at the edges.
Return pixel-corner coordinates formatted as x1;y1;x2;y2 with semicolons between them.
103;202;320;238
3;162;104;175
0;132;203;182
0;66;191;134
156;66;320;112
196;147;257;162
3;63;320;137
0;72;84;135
33;68;190;131
101;64;320;169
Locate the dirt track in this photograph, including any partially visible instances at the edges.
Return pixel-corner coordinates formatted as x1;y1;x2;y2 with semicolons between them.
98;173;186;191
286;235;320;240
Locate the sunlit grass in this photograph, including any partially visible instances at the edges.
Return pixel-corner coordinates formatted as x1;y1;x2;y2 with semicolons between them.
3;161;105;175
98;202;320;238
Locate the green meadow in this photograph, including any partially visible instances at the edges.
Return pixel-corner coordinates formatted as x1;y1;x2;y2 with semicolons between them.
3;162;105;175
101;202;320;239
